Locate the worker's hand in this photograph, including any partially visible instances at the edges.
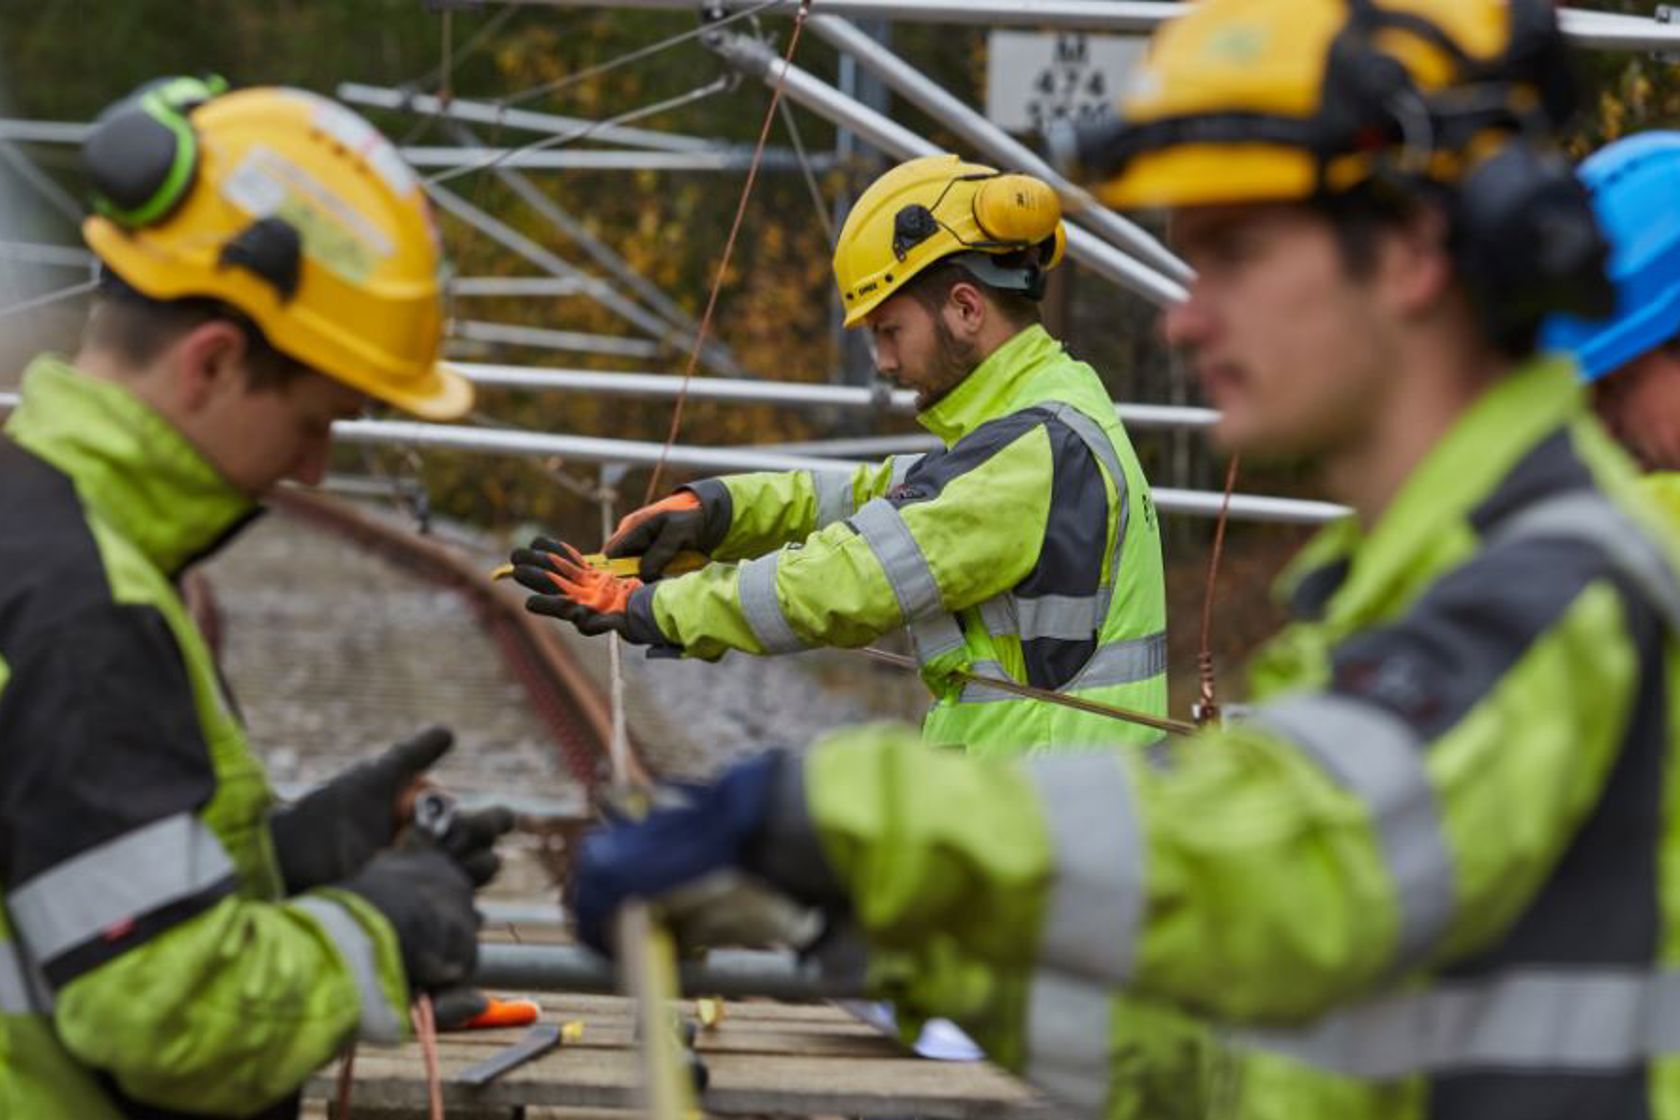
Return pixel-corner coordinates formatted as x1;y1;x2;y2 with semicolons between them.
510;538;672;647
433;805;518;887
604;488;720;580
338;844;481;993
271;726;455;895
568;751;823;955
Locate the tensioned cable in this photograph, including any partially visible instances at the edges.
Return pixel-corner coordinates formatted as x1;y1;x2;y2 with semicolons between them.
0;277;97;319
498;0;786;111
644;3;815;502
423;76;734;187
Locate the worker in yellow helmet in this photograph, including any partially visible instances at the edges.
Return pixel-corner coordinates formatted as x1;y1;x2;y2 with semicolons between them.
0;77;512;1118
512;155;1169;758
556;2;1680;1117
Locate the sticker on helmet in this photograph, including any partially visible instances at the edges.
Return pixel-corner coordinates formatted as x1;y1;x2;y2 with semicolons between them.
295;91;421;200
222;146;394;284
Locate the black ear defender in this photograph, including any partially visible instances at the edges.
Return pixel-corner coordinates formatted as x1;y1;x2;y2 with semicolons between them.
84;74;226;228
1324;0;1612;352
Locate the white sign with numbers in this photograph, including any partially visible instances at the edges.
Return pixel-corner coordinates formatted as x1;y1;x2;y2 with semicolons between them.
984;31;1145;136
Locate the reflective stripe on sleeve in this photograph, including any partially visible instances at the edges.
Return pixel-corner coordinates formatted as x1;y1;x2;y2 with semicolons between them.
811;469;856;529
289;896;404;1045
1025;751;1145;983
888;454;923;488
1245;692;1456;969
1025;968;1113;1118
737;551;810;654
1232;967;1680;1078
9;813;236;963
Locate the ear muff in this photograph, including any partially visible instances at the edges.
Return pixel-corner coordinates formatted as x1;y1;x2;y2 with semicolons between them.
973;173;1062;247
85;74;226;228
1316;0;1609;353
1452;143;1613;352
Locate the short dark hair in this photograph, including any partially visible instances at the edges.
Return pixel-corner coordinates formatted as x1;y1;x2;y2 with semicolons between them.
902;256;1043;330
85;273;310;391
1310;180;1540;359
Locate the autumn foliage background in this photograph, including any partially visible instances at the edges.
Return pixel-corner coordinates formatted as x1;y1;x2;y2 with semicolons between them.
0;0;1671;712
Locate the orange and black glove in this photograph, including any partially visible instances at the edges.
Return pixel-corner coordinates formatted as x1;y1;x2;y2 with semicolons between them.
605;482;730;580
510;538;675;649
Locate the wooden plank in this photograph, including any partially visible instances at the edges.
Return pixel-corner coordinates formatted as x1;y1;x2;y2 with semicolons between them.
304;994;1052;1120
312;1049;1048;1119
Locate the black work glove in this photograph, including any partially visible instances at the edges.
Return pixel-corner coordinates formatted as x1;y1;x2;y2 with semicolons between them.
603;484;727;581
271;726;454;894
339;844;481;993
433;805;518;887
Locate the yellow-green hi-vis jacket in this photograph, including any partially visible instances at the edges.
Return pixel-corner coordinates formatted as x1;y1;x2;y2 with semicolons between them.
0;359;410;1120
762;357;1680;1119
635;325;1168;755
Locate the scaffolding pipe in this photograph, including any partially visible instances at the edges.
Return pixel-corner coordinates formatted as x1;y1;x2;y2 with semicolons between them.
427;186;683;347
401;145;838;172
456;362;1223;430
450;320;669;359
507;1;1680;49
449;276;604;298
440;119;747;377
807;14;1188;283
339;81;743;155
0;391;1339;522
475;943;865;999
706;31;1185;307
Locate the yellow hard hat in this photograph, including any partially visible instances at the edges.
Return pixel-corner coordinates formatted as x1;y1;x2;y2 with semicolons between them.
1080;0;1572;211
833;154;1066;328
82;81;471;421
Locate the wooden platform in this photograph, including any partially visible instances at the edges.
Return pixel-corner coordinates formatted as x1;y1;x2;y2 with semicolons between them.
306;992;1053;1119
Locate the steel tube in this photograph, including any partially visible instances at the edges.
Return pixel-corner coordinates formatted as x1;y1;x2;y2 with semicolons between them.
707;31;1185;307
451;320;669;359
402;145;837;172
339;82;733;154
449;276;604;298
456;362;1223;430
507;0;1680;48
439;120;747;377
0;393;1340;522
807;14;1188;283
475;943;867;999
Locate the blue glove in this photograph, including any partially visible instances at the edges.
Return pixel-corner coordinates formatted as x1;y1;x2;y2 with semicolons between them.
570;752;782;955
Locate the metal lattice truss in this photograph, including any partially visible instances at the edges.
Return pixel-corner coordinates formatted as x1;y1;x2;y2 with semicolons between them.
2;1;1677;524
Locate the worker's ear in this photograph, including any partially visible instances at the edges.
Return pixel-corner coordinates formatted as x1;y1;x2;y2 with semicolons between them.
944;279;987;338
169;319;251;414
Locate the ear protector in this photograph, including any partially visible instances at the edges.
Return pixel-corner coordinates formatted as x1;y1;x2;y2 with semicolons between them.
1320;0;1612;350
84;74;227;228
84;74;305;301
889;171;1066;299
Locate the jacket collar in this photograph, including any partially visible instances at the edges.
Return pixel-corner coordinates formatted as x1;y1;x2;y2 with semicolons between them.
5;356;259;577
1273;354;1586;624
917;324;1064;446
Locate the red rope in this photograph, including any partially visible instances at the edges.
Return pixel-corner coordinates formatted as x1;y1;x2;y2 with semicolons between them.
643;0;813;504
1195;454;1241;726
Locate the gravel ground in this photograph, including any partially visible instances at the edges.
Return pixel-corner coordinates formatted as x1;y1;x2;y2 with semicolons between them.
197;500;931;904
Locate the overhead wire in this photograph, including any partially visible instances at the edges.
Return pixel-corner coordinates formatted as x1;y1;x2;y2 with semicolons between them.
498;0;786;111
424;77;735;187
643;0;815;502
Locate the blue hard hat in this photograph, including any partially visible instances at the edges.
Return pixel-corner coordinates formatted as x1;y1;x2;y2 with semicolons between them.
1541;131;1680;381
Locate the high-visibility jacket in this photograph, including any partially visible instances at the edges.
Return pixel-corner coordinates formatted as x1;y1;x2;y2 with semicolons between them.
762;357;1680;1119
1644;471;1680;523
637;325;1168;755
0;358;410;1119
